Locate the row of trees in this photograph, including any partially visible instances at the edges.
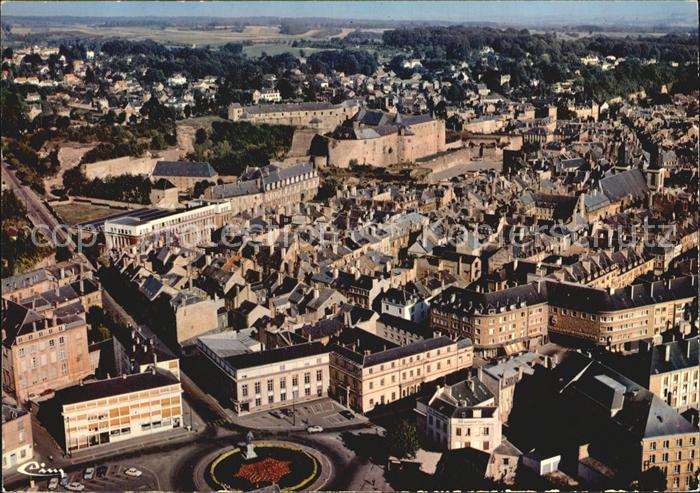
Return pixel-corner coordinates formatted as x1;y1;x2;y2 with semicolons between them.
62;167;152;204
187;121;294;176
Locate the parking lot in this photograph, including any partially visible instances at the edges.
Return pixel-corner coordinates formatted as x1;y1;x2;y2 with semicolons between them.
43;464;158;492
231;397;369;431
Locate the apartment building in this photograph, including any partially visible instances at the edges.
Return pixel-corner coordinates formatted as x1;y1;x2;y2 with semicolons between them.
1;259;94;303
547;276;697;352
375;313;439;346
416;246;482;283
416;376;501;452
198;341;329;415
430;282;549;357
55;368;182;453
2;299;92;403
2;403;33;471
330;328;474;413
648;337;699;412
113;327;181;380
481;352;541;424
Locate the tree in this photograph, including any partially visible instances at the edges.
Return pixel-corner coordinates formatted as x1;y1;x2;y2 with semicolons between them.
195;128;208;145
192;180;214;198
386;419;419;459
1;189;27;221
636;467;667;491
1;84;28;137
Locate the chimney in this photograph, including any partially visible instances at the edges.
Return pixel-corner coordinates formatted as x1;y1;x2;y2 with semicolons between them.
687;339;692;359
665;344;671;362
79;379;84;386
122;373;128;380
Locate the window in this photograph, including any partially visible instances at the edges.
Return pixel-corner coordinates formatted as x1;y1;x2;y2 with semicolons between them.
255;398;261;407
268;395;274;404
663;440;670;449
304;372;310;384
650;441;657;451
483;441;490;450
483;427;490;435
456;428;462;436
304;388;310;396
254;382;261;394
292;375;299;386
280;378;286;389
649;454;656;464
267;380;274;392
280;393;286;402
316;370;323;381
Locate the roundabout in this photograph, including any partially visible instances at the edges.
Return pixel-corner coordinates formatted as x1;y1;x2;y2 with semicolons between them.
195;440;331;492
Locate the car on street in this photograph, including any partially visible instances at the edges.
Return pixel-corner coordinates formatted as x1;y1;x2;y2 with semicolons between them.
60;476;70;487
340;410;354;420
47;477;59;490
124;467;143;477
96;466;108;478
270;410;284;419
65;482;85;492
281;408;293;417
306;425;324;433
83;468;95;480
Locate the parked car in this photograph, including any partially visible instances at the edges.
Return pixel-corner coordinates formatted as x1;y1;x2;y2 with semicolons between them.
83;468;95;480
60;476;70;487
340;410;354;420
281;408;293;417
124;467;143;477
306;425;324;433
270;410;284;419
96;466;108;478
47;477;59;491
65;482;85;492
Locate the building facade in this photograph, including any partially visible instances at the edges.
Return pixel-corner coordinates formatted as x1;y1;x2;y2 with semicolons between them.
57;369;182;453
2;404;33;471
416;377;501;453
198;341;330;415
330;335;474;413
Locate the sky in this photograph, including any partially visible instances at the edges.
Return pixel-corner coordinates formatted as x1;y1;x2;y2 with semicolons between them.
1;1;697;27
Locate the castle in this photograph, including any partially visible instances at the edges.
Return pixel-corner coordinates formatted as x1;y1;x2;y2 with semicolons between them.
311;109;447;168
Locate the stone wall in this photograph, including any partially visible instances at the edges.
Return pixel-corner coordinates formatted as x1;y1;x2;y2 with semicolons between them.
325;119;446;168
81;155;158;180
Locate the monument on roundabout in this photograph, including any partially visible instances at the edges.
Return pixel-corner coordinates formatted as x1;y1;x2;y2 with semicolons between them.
242;430;257;460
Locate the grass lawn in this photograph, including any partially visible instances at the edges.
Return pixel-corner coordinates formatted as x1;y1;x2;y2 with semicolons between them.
53;203;120;225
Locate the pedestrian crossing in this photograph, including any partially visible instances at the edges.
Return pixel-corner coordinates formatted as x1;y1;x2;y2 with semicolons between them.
206;417;231;427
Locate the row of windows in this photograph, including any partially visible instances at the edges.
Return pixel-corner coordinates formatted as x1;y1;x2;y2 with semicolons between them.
241;370;324;397
250;386;324;407
649;437;696;450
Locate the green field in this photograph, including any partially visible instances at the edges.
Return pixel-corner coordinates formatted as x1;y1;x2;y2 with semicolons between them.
53;202;120;225
243;43;333;58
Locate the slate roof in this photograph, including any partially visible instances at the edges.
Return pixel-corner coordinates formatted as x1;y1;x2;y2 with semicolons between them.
546;275;697;313
377;313;431;338
553;351;698;440
598;168;648;202
55;368;179;406
153;160;218;178
224;341;327;370
650;337;698;375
